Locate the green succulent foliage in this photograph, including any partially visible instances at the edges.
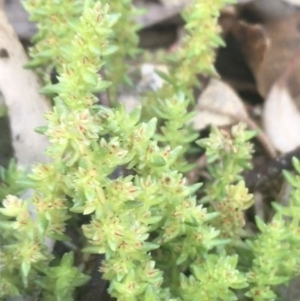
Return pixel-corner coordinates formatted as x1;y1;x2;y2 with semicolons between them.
37;252;90;301
23;0;140;94
22;0;83;74
245;215;291;301
0;2;117;299
99;0;141;102
2;0;300;301
0;104;7;117
198;124;255;239
179;254;248;301
177;0;234;88
0;160;28;271
2;1;245;300
198;124;255;185
153;92;199;172
244;158;300;301
0;160;26;200
142;0;234;173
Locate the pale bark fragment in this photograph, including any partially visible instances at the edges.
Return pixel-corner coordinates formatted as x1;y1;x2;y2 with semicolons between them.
0;9;51;166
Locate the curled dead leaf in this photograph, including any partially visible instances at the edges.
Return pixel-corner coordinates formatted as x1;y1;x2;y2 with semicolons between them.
231;20;270;94
232;11;300;99
263;81;300;153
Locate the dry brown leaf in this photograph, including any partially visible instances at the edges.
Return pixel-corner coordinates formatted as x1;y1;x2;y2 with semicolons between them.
192;78;248;130
238;0;298;22
263;81;300;153
256;14;300;99
231;21;270;95
232;10;300;154
232;12;300;100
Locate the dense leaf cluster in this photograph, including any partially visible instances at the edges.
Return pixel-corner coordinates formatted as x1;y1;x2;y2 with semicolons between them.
1;1;300;301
